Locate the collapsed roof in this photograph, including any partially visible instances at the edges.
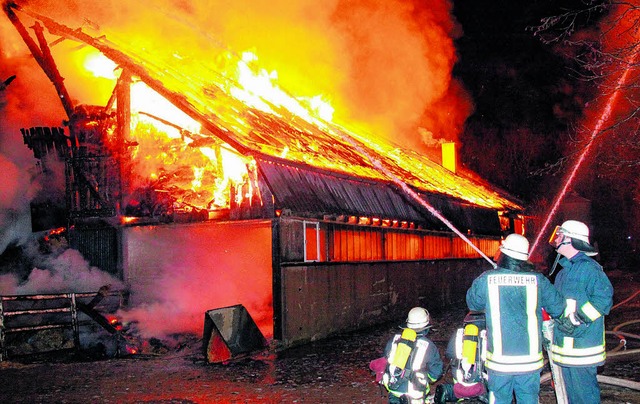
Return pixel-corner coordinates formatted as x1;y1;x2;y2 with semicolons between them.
5;2;522;234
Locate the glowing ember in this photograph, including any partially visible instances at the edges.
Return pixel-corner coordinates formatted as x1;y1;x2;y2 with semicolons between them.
125;345;138;355
106;314;123;331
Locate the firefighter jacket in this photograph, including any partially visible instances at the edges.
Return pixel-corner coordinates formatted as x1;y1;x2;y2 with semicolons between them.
466;257;566;374
382;327;444;400
551;252;613;367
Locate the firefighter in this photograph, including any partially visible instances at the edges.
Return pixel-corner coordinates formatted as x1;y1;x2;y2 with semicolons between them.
435;311;488;404
379;307;444;404
466;233;566;404
548;220;614;404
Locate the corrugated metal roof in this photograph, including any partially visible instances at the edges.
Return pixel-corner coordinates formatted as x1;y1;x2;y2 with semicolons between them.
257;157;444;228
419;192;502;236
257;156;503;235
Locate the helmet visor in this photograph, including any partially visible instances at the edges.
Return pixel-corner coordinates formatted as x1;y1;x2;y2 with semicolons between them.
548;225;564;248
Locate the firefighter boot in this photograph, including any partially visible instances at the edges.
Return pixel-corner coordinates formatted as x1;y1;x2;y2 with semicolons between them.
434;384;456;404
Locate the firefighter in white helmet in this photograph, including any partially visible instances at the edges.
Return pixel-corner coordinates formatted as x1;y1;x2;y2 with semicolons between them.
466;233;566;404
371;307;444;403
549;220;613;404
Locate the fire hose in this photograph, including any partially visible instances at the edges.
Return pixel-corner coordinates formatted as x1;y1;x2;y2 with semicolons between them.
328;123;498;269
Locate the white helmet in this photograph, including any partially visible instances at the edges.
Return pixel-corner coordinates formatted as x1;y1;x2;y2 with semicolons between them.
500;233;529;261
406;307;430;330
559;220;596;253
560;220;590;243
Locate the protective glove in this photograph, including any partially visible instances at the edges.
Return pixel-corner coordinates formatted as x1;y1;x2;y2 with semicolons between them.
577;309;591;323
568;312;584;326
555;316;576;336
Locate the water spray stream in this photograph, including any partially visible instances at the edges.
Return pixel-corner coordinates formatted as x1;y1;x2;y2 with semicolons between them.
530;49;638;258
329;124;498;269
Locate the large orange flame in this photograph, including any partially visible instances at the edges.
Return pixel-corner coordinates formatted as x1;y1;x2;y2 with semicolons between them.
2;1;520;216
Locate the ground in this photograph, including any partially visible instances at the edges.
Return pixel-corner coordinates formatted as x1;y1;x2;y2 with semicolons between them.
1;269;639;404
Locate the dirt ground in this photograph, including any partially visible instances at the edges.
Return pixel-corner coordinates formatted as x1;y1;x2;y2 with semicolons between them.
1;269;639;404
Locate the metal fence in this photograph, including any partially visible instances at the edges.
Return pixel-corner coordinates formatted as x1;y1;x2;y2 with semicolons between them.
0;290;127;361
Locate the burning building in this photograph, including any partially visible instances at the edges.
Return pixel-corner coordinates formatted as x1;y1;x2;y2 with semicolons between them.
2;2;524;349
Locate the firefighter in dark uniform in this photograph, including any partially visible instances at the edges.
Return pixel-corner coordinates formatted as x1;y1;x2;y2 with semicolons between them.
549;220;614;404
466;233;566;404
381;307;444;404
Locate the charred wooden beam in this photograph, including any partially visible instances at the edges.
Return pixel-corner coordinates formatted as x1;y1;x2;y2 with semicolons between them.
115;70;130;208
0;74;16;90
76;301;118;335
21;126;70;160
4;3;74;118
84;285;111;310
11;3;256;158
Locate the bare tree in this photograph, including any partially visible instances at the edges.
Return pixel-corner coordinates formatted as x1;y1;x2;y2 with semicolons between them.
531;1;640;262
532;1;640;174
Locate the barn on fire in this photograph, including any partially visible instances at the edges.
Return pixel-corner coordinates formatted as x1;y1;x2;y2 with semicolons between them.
5;4;525;348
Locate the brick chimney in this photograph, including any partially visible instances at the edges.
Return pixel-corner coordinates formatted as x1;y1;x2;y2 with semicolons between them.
442;142;456;173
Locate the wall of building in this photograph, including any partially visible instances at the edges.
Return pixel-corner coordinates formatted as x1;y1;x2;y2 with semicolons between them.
278;259;488;347
73;216;492;349
120;220;275;338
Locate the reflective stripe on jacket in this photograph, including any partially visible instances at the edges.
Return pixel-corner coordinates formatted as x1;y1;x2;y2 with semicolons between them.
551;252;613;367
383;330;444;398
466;262;565;374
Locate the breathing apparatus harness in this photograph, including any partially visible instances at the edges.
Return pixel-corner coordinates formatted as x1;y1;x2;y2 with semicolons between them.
383;327;431;400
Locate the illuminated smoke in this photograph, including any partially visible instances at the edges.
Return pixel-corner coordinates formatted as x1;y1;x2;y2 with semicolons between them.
0;239;125;295
115;224;273;339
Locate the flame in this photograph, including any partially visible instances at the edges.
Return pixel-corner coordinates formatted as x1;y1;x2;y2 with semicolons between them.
74;45;515;213
130;82;202;135
83;51;118;79
6;6;519;215
231;51;334;125
76;49;338;215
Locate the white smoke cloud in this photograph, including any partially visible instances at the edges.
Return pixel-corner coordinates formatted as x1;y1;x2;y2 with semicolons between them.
0;239;125;295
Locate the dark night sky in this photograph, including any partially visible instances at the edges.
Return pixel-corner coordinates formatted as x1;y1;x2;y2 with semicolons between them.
452;0;589;201
450;1;638;259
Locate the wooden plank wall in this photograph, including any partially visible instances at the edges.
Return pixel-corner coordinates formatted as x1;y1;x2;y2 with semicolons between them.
279;259;488;347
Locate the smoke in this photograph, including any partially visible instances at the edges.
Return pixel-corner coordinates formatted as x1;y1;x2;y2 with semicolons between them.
0;154;37;253
115;223;273;340
0;237;125;295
